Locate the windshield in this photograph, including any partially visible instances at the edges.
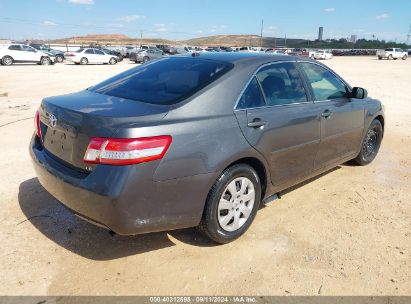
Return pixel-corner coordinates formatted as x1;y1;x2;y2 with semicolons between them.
89;57;233;105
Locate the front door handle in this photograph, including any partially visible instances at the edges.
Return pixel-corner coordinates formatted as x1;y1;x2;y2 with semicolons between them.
247;118;266;128
321;110;333;119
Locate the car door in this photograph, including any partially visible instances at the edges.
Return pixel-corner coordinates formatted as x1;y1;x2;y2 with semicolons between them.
94;49;107;63
84;49;96;63
235;61;321;187
7;44;24;61
299;62;365;170
22;45;41;62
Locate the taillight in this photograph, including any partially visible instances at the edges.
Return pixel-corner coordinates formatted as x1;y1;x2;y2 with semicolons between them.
35;110;41;138
84;136;172;165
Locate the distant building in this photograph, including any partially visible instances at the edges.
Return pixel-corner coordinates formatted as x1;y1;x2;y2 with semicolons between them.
350;35;358;43
318;27;324;41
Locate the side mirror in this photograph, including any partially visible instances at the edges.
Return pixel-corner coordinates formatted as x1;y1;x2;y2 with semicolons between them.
351;87;368;99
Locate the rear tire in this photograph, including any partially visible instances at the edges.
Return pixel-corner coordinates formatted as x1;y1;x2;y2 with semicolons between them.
80;57;88;65
198;164;261;244
402;55;407;60
2;56;13;66
109;57;117;65
388;54;393;60
352;119;383;166
143;56;150;63
378;56;382;60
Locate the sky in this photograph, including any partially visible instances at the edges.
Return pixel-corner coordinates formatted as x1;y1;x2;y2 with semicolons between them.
0;0;410;42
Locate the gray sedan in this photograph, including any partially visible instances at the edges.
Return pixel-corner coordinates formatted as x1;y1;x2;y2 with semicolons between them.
130;48;164;63
30;53;384;243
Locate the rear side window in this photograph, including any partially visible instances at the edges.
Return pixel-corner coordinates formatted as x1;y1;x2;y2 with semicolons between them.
85;49;94;54
8;45;21;51
256;62;307;106
300;62;348;101
237;77;266;109
90;57;233;105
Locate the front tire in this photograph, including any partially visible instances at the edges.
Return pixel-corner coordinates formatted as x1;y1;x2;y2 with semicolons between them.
353;119;383;166
2;56;13;66
388;54;393;60
143;56;150;63
55;55;64;63
402;55;407;60
198;164;261;244
109;57;117;65
40;57;51;65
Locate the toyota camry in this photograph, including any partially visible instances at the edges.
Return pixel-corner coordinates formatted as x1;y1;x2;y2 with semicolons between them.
30;53;384;243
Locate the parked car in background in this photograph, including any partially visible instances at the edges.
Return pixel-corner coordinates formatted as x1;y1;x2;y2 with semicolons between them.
30;53;384;243
65;48;118;65
29;44;65;63
125;46;137;58
101;48;123;61
299;49;316;59
377;48;408;60
0;44;55;65
130;48;164;63
314;50;333;60
266;49;288;55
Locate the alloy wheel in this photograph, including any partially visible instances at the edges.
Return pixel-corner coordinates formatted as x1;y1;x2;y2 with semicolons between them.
362;128;378;158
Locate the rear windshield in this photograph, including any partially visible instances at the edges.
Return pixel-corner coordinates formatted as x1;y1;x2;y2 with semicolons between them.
89;57;233;105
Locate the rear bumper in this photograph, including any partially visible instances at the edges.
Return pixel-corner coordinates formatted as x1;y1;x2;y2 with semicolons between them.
29;135;214;235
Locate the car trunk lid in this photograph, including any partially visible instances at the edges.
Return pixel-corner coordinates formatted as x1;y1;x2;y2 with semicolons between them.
38;90;170;171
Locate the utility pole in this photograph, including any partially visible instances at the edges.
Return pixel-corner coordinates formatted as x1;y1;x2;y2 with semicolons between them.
284;34;287;48
139;30;143;48
406;23;411;45
260;19;264;47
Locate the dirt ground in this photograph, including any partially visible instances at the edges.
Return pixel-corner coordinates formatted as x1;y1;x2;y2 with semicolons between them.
0;57;410;296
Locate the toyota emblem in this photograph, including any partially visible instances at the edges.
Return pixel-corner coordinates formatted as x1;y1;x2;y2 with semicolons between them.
48;113;57;128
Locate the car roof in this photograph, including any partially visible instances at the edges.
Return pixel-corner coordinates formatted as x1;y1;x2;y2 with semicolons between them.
176;52;303;65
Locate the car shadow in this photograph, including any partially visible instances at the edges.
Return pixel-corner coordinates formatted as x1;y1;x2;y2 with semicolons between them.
19;166;345;259
18;178;218;260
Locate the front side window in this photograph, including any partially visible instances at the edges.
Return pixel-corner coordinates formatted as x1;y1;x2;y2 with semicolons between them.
90;57;233;105
22;45;36;52
256;62;307;106
85;49;94;54
300;62;348;101
237;77;266;109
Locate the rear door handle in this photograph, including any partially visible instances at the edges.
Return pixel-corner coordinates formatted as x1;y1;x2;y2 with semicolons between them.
321;110;333;119
247;118;266;128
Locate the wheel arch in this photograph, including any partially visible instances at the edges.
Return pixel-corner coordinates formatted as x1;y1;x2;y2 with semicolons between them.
221;157;268;200
374;115;384;137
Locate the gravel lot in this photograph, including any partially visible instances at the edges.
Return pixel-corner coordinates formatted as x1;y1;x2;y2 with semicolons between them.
0;57;410;295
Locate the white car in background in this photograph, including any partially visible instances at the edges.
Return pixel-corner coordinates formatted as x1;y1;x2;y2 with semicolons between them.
0;44;55;66
266;49;289;55
314;50;333;60
376;48;408;60
65;48;118;65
